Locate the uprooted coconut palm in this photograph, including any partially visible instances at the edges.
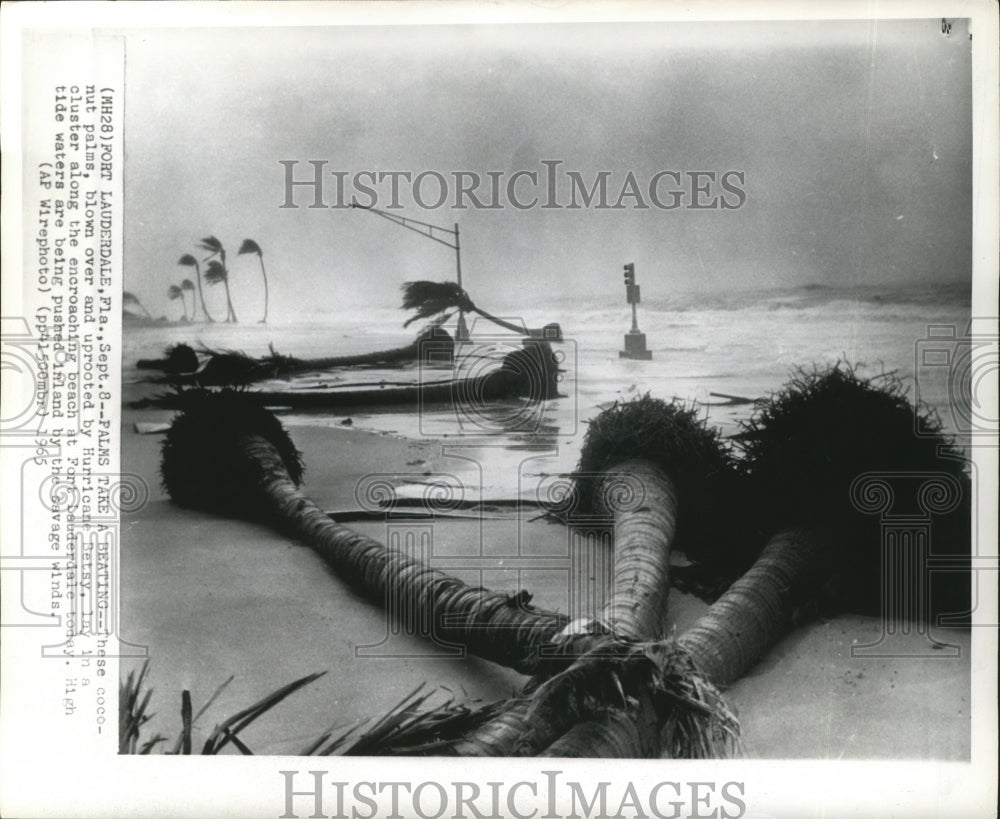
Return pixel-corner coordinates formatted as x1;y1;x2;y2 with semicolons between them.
441;366;970;758
735;362;970;620
135;339;560;409
160;390;570;674
173;325;454;386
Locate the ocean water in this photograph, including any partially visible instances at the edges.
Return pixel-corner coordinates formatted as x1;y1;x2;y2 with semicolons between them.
123;281;971;498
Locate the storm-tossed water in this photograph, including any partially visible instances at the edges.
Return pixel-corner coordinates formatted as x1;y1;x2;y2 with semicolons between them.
123;281;972;499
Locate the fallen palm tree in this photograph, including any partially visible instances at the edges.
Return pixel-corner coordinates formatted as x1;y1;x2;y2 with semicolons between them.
546;364;969;755
134;339;560;409
154;366;965;758
160;390;570;674
411;366;970;758
142;326;456;387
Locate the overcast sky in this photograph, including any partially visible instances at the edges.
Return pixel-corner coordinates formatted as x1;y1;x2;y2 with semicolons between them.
121;18;972;321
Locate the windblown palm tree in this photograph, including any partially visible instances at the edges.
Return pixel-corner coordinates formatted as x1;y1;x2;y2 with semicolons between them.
203;260;238;323
167;284;189;322
198;236;238;322
179;254;214;322
402;281;560;339
238;239;268;324
123;291;152;318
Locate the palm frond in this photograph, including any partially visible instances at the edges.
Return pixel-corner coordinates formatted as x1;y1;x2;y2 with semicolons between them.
400;280;472;328
181;278;195;291
167;285;183;300
309;683;504;755
238;239;262;255
201;671;326;754
197;236;223;254
123;291;141;306
178;254;198;267
203;260;228;285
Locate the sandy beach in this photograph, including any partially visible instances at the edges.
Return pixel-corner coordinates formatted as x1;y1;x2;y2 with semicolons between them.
121;405;971;759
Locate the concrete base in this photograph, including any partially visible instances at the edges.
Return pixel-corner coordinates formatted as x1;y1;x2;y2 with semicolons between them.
619;331;652;359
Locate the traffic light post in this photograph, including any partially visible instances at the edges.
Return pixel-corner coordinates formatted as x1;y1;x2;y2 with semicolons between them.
619;262;652;360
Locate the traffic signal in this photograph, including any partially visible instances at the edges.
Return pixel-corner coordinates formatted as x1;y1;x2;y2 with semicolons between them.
623;263;635;286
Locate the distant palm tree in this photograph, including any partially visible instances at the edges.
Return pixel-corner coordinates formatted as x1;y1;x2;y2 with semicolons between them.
238;239;268;324
198;236;238;323
167;284;189;321
180;279;196;322
203;261;237;323
179;255;214;322
123;291;152;318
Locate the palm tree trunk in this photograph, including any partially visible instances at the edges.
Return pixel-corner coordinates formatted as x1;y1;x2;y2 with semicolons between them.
595;460;676;640
220;249;237;322
676;528;825;686
403;458;715;759
195;263;215;322
223;279;237;322
166;424;569;674
471;306;530;336
257;253;268;324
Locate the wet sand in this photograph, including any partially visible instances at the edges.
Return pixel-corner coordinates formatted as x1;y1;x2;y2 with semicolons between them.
120;413;971;758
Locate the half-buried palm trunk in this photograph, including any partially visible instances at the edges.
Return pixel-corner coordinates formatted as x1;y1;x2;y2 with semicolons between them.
160;391;569;674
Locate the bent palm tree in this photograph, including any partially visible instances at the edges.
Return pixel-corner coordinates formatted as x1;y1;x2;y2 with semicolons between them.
123;291;152;319
179;254;214;322
238;239;268;324
402;281;561;340
203;260;238;323
199;236;238;322
167;284;188;321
